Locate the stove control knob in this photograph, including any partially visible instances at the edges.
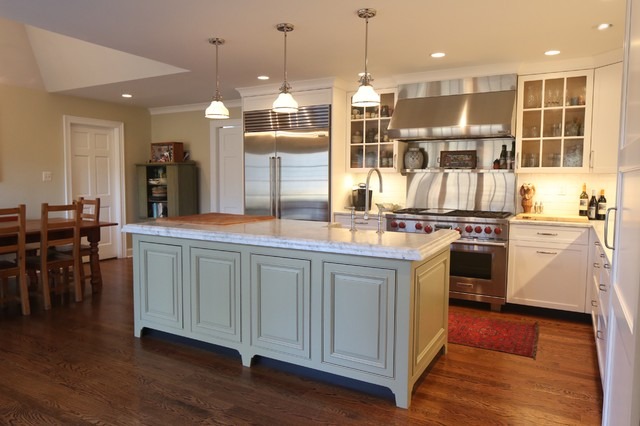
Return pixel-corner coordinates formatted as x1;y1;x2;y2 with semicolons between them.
465;225;473;233
415;223;423;230
424;225;433;234
399;222;406;229
474;225;483;233
455;227;462;234
484;226;493;234
494;227;502;235
390;221;398;228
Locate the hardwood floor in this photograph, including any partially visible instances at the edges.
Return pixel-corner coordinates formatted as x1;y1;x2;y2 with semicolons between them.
0;258;602;425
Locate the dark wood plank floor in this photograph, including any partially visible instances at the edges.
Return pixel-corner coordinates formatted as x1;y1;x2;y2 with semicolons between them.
0;258;602;425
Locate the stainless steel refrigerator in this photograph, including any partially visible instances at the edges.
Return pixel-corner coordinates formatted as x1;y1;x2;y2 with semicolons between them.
244;105;331;222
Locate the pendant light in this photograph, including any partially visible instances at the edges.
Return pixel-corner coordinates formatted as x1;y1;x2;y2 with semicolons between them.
205;37;230;119
352;8;380;107
272;23;299;113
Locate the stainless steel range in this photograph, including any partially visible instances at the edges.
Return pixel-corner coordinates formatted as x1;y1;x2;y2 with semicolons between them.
386;208;513;311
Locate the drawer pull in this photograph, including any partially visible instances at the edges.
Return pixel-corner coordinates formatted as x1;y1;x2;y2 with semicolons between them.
597;330;604;340
591;300;598;307
454;282;474;288
536;232;559;236
599;284;608;292
593;263;600;268
536;250;557;255
595;241;601;246
604;263;611;269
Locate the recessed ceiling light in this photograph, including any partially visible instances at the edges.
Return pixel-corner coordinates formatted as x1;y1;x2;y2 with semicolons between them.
121;93;133;98
597;23;613;31
430;52;446;58
544;50;561;56
257;75;269;80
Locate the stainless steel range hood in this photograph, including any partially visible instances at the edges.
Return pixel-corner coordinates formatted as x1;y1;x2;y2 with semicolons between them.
388;74;517;141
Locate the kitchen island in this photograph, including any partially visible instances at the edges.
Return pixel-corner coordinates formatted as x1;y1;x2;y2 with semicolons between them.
123;214;459;408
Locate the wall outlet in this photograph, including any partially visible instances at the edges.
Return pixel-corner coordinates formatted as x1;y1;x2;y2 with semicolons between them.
42;171;52;182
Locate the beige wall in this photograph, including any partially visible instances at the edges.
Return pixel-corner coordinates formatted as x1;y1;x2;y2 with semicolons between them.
0;83;150;228
150;106;241;213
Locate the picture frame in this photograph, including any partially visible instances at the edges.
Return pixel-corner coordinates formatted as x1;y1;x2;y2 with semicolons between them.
440;150;477;169
150;142;184;163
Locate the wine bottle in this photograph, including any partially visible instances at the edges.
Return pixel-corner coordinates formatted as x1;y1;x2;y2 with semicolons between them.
596;189;607;220
499;145;507;169
579;183;589;216
588;190;597;220
510;140;516;169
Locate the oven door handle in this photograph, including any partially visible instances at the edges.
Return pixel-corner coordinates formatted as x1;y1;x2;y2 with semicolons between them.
452;240;508;248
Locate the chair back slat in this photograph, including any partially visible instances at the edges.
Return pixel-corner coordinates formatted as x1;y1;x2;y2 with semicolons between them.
79;197;100;222
40;202;82;254
0;205;26;256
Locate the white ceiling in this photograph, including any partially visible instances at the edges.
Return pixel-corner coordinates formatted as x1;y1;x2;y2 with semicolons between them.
0;0;626;109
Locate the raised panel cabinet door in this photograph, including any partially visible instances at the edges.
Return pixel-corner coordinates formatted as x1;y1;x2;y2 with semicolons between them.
250;254;311;359
139;241;183;330
190;247;241;343
413;251;449;374
322;262;396;377
508;240;589;312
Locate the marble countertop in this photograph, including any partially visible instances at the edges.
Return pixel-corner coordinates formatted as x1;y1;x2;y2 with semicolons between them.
123;217;460;261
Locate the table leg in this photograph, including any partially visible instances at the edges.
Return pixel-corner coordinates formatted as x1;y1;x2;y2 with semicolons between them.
87;230;103;293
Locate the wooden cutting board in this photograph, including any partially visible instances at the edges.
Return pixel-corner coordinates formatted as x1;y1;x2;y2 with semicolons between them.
158;213;275;226
515;213;589;223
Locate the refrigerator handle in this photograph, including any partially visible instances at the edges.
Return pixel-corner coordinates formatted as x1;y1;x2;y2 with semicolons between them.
269;157;276;216
275;156;282;218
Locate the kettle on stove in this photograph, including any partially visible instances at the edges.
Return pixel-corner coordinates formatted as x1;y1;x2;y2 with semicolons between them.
351;183;372;211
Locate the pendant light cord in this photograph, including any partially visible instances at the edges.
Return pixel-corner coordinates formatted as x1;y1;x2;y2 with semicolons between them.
215;41;221;98
281;26;291;92
363;15;369;84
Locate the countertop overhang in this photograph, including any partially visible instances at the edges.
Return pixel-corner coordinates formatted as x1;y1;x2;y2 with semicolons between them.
123;217;460;261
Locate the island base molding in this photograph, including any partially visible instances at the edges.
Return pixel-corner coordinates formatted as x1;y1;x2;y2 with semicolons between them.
131;234;450;408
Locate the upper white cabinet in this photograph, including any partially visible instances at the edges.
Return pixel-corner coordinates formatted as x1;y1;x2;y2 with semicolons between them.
348;90;405;172
590;62;623;173
517;70;593;173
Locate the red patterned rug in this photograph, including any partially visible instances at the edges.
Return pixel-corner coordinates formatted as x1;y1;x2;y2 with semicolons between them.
448;312;539;359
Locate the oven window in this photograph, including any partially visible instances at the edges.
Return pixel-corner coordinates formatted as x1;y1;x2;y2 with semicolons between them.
450;251;492;280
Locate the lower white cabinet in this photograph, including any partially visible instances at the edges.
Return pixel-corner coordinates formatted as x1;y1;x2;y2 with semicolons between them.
323;263;396;377
590;239;611;385
250;254;311;359
508;224;589;312
333;212;382;231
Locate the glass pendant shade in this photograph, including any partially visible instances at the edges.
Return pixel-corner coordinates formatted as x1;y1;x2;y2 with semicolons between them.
205;37;229;120
352;83;380;107
272;92;299;113
205;100;229;119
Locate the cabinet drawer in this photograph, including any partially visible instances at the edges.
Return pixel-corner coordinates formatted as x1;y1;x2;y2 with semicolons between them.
333;212;379;230
510;224;589;245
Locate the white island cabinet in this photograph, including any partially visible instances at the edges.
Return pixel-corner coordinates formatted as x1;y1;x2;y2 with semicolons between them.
123;216;459;409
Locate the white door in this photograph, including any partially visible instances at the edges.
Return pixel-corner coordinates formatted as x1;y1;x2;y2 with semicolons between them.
603;0;640;423
64;117;123;259
217;125;244;214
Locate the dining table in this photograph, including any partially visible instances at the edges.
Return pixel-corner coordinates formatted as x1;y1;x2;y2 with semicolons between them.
1;218;118;294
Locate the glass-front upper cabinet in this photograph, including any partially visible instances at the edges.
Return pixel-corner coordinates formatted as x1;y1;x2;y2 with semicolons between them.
517;70;593;172
348;91;402;171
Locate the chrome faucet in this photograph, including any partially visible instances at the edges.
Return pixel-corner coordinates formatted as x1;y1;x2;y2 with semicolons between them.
364;168;383;220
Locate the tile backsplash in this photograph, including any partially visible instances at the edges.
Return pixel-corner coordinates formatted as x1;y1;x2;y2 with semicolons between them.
515;173;617;215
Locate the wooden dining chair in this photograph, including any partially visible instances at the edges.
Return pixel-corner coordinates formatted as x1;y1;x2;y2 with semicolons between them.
0;204;29;315
55;197;100;295
26;202;82;310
